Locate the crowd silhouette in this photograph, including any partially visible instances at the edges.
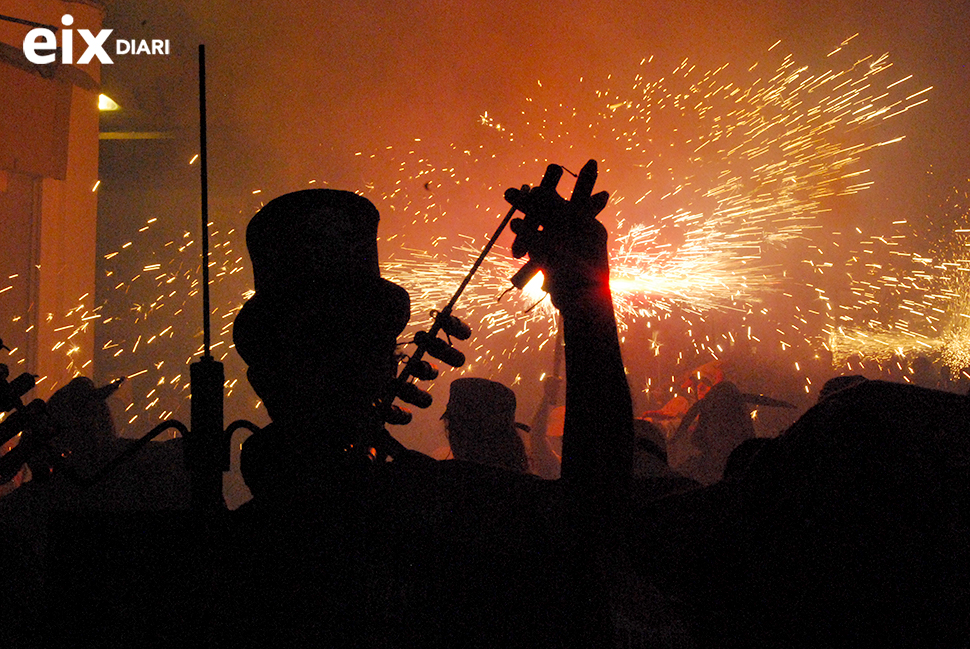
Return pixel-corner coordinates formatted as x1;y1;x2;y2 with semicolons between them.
1;161;968;647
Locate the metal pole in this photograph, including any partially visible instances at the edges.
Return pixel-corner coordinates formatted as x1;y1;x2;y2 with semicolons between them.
199;44;212;358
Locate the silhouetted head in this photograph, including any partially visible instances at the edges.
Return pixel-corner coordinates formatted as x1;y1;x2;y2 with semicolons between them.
47;377;120;465
818;375;868;402
443;378;528;473
233;190;409;430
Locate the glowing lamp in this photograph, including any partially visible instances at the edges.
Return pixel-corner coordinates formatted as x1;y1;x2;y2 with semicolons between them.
98;94;120;111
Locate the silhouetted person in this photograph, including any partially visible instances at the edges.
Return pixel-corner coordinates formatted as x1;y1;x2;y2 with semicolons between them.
47;377;190;511
630;376;970;648
0;377;191;647
442;377;529;473
672;381;755;485
224;167;637;648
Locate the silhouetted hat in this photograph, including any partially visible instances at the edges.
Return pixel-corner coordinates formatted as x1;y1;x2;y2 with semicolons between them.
47;376;122;444
246;190;383;294
443;378;529;432
47;376;121;417
234;189;409;368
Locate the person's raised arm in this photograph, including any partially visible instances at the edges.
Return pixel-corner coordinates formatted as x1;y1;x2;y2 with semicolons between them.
505;160;633;518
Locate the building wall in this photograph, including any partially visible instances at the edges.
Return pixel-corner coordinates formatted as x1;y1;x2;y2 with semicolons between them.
0;0;102;398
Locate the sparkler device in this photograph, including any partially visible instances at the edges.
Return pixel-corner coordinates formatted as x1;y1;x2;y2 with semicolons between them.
0;338;52;484
183;45;263;509
363;174;553;461
507;159;606;293
364;161;603;462
0;366;36;414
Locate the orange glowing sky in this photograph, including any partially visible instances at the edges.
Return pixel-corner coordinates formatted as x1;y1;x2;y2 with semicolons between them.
81;0;970;472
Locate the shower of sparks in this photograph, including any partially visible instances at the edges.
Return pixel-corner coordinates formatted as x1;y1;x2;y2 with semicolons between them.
1;36;945;437
362;36;934;404
826;179;970;378
0;280;101;392
369;37;931;312
608;223;778;318
94;215;250;430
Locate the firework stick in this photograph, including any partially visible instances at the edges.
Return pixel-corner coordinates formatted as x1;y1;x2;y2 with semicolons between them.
366;190;530;461
508;160;609;300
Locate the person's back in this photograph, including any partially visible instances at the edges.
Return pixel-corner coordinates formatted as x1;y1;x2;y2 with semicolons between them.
226;448;569;647
675;381;754;485
627;379;970;647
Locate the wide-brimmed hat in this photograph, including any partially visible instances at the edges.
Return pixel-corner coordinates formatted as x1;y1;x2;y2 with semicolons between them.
46;376;123;445
47;376;121;417
443;378;529;432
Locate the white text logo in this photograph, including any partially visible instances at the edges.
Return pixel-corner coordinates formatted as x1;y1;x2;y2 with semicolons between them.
23;14;169;65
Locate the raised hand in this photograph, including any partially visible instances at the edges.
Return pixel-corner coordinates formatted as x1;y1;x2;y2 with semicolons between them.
505;160;611;311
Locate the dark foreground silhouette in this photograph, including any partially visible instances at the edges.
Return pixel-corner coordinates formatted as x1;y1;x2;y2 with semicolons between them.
2;168;967;648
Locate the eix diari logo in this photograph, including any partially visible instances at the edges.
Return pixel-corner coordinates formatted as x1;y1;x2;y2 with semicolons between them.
23;14;170;65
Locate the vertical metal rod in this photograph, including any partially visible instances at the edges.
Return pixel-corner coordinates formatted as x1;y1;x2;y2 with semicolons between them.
199;44;211;358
